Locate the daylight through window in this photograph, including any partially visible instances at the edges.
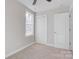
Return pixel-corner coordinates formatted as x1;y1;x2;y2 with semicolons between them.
25;11;34;36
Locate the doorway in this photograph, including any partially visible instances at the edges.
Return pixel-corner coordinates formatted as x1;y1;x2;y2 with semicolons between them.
54;13;69;49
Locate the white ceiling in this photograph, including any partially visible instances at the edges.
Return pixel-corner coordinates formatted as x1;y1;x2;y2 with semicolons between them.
18;0;72;13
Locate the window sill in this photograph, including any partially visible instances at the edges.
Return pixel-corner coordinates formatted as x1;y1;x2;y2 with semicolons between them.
25;33;33;37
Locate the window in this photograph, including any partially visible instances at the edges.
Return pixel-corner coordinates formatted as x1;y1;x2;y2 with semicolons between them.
25;11;34;36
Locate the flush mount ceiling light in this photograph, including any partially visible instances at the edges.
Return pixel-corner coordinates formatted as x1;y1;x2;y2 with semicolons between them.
33;0;52;5
33;0;37;5
46;0;52;2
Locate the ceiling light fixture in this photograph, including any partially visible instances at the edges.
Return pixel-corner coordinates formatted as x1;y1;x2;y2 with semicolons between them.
46;0;52;2
33;0;52;5
33;0;37;5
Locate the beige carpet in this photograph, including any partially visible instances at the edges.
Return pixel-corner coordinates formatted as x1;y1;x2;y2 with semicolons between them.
6;43;73;59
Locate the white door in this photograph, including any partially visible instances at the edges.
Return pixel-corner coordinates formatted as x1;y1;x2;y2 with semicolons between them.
36;15;47;44
54;13;69;49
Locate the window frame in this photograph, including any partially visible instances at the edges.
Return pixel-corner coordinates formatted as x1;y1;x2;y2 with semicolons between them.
25;11;34;36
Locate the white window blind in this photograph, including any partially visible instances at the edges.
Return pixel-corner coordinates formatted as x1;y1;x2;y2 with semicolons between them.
25;11;34;36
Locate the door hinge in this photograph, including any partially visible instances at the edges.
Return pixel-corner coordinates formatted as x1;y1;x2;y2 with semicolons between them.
69;42;71;46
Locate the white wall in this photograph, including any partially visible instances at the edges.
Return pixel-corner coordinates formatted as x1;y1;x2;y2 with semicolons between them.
5;0;35;56
47;13;54;45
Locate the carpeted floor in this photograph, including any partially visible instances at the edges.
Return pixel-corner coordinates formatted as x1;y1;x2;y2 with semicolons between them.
6;43;73;59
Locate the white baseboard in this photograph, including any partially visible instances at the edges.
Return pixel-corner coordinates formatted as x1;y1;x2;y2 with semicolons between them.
45;43;55;47
6;42;35;58
5;42;55;58
36;42;55;47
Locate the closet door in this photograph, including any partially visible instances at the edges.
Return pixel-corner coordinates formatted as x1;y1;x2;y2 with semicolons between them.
36;15;47;44
54;13;69;49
